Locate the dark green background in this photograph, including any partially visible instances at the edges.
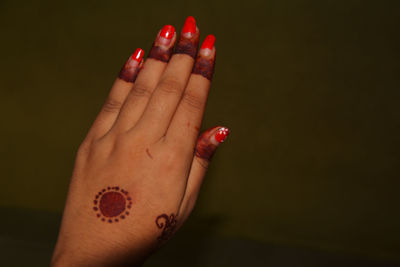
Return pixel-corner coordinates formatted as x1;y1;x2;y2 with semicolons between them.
1;0;399;265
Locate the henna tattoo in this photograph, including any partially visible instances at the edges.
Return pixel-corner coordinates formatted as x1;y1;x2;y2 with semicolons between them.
148;44;173;63
155;213;177;242
174;16;198;58
93;186;133;223
195;128;217;161
174;36;199;59
195;127;229;161
195;136;217;161
118;63;140;83
118;48;143;83
192;56;215;81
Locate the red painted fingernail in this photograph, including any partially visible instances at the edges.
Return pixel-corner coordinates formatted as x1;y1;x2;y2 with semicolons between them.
201;34;215;50
131;48;144;62
182;16;196;35
215;127;230;143
160;25;175;39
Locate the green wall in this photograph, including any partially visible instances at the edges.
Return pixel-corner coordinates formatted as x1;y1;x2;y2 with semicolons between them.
1;0;399;261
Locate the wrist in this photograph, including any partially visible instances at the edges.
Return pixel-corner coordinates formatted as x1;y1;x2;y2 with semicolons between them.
51;239;149;267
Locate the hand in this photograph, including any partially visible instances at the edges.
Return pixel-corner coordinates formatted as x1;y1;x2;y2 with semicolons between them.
52;16;229;267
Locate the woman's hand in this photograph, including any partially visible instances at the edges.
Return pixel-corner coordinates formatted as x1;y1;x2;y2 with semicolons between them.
52;16;229;266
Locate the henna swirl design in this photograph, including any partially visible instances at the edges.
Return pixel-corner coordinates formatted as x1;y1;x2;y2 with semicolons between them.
155;213;177;242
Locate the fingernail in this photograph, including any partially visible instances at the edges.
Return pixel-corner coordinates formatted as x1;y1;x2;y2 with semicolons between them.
201;34;215;50
119;48;143;82
182;16;196;37
160;25;175;39
157;25;175;47
214;127;230;143
200;34;215;57
131;48;144;62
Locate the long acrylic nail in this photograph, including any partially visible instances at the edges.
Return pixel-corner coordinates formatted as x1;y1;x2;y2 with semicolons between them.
182;16;196;38
131;48;144;62
148;25;175;62
192;35;216;80
201;34;215;49
158;25;175;46
118;48;144;83
200;34;215;57
174;16;198;58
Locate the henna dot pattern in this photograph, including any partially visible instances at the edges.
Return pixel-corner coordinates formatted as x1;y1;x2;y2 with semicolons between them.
93;187;133;223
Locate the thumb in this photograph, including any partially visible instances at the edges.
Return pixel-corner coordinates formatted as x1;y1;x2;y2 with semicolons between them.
194;126;230;169
178;126;230;220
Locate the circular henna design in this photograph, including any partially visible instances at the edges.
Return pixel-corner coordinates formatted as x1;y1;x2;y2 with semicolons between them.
93;186;133;223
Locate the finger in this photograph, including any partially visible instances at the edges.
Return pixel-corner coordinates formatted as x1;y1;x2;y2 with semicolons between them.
134;16;200;140
178;126;230;221
165;34;216;148
111;25;176;132
86;48;144;140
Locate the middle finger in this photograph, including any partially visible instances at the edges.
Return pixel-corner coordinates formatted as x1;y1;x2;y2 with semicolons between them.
133;16;200;140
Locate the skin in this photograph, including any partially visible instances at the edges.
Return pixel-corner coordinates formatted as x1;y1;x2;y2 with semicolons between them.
51;19;225;267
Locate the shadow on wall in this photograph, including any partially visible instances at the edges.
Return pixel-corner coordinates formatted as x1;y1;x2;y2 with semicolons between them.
0;207;399;267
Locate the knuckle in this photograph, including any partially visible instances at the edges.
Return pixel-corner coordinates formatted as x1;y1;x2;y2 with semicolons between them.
194;156;209;170
159;78;183;95
76;139;91;160
131;82;152;98
181;91;204;112
102;98;123;113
